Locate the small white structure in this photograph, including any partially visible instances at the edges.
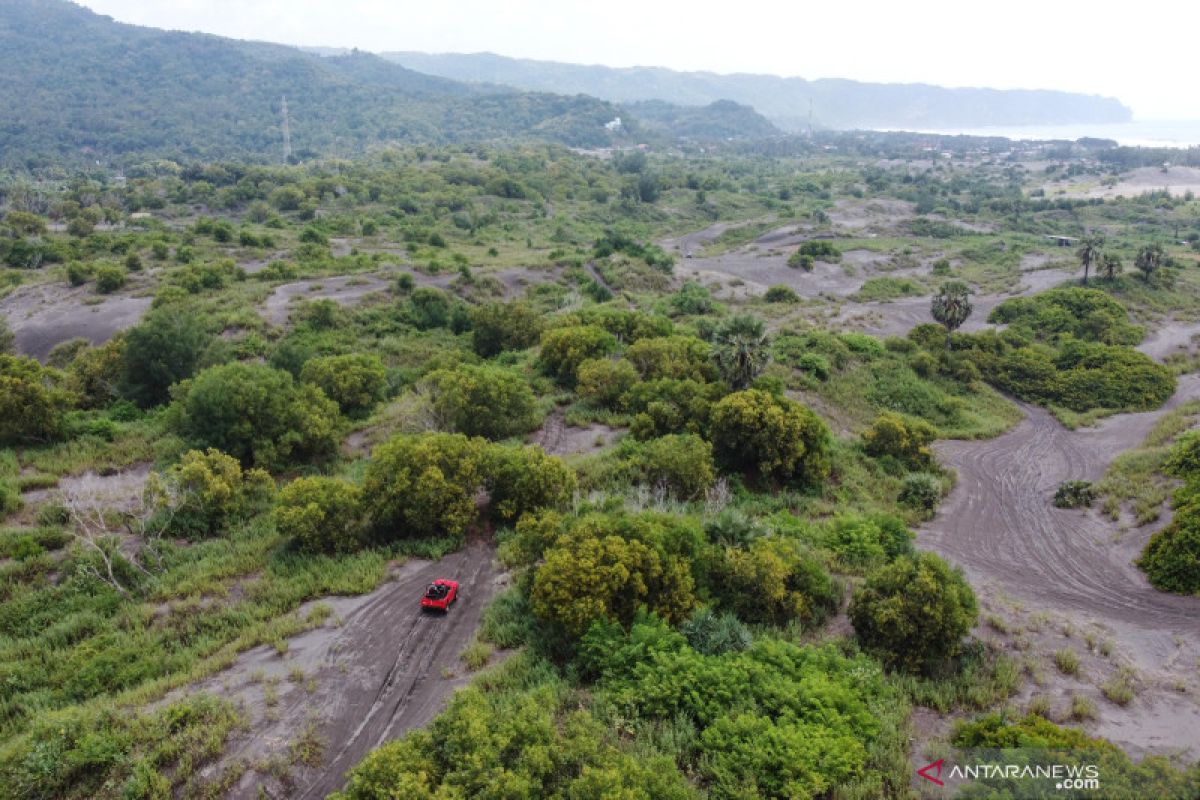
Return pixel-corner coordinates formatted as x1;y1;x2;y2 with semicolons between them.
604;116;623;132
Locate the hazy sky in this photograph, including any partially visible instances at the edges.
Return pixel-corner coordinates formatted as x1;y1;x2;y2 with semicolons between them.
77;0;1199;120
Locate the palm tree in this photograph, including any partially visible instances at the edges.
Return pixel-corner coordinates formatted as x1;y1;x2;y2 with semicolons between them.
1135;243;1166;282
1075;235;1104;286
1100;252;1123;282
930;281;973;350
712;314;770;389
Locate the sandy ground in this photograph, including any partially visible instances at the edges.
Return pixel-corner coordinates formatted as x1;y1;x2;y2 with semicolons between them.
1045;166;1200;200
528;410;622;456
0;282;152;360
921;373;1200;755
831;264;1076;337
178;540;502;798
261;274;394;326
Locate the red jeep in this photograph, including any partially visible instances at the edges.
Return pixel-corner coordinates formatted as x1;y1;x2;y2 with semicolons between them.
420;579;459;612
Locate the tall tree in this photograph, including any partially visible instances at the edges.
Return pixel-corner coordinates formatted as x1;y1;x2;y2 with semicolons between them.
1075;235;1104;286
930;281;973;350
1135;243;1166;282
711;314;770;389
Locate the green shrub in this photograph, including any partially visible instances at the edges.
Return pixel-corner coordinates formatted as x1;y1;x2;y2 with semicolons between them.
1053;480;1096;509
710;389;830;484
485;444;576;523
407;287;470;331
425;364;540;440
531;522;696;634
989;288;1143;346
712;537;839;627
633;433;716;500
470;301;544;357
0;355;72;443
626;378;722;440
94;264;127;294
862;411;937;469
363;432;490;539
849;552;978;673
899;472;943;512
680;607;752;655
300;353;388;416
121;309;211;407
539;325;617;386
151;448;274;538
625;335;714;382
275;476;364;554
170;362;340;470
786;251;815;270
669;281;715;315
764;285;799;303
576;358;638;409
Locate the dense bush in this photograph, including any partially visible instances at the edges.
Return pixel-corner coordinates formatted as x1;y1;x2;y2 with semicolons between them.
363;432;491;539
898;472;943;513
861;411;937;469
533;533;694;635
1138;433;1200;593
274;476;364;554
485;444;576;523
530;513;703;634
595;635;897;799
988;287;1143;346
425;364;540;440
538;324;617;386
299;353;387;416
331;681;697;800
626;378;724;439
631;433;716;500
170;362;341;470
151;448;274;539
575;358;638;408
406;287;470;331
470;301;544;357
710;389;830;484
0;355;72;443
120;309;211;407
849;552;978;673
764;284;799;303
94;264;127;294
625;335;714;382
711;537;840;627
826;513;914;566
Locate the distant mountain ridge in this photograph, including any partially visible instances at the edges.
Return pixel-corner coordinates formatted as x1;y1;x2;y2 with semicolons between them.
383;51;1133;131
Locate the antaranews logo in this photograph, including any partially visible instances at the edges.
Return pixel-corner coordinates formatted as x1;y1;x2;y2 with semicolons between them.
917;754;1101;793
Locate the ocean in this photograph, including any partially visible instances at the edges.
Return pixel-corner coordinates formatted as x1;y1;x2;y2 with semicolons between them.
886;120;1200;149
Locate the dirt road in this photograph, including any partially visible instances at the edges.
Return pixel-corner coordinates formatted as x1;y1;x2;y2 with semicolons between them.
188;540;501;798
922;374;1200;713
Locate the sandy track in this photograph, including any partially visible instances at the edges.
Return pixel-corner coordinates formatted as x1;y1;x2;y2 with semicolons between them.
187;541;500;798
922;374;1200;669
0;283;152;360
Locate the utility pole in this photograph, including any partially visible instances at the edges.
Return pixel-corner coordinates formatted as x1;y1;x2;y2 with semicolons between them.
281;95;292;163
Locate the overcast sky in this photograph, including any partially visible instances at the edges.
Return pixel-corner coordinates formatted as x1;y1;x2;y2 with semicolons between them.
77;0;1199;120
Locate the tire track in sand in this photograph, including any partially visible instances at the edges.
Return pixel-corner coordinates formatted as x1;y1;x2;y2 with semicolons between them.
921;373;1200;668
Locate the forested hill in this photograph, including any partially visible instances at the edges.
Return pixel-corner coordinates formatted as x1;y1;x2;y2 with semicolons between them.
0;0;646;166
384;51;1134;131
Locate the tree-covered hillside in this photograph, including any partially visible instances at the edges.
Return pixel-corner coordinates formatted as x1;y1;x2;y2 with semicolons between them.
0;0;637;165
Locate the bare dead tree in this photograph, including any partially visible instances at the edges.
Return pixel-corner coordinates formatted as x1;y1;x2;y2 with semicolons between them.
60;472;184;596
